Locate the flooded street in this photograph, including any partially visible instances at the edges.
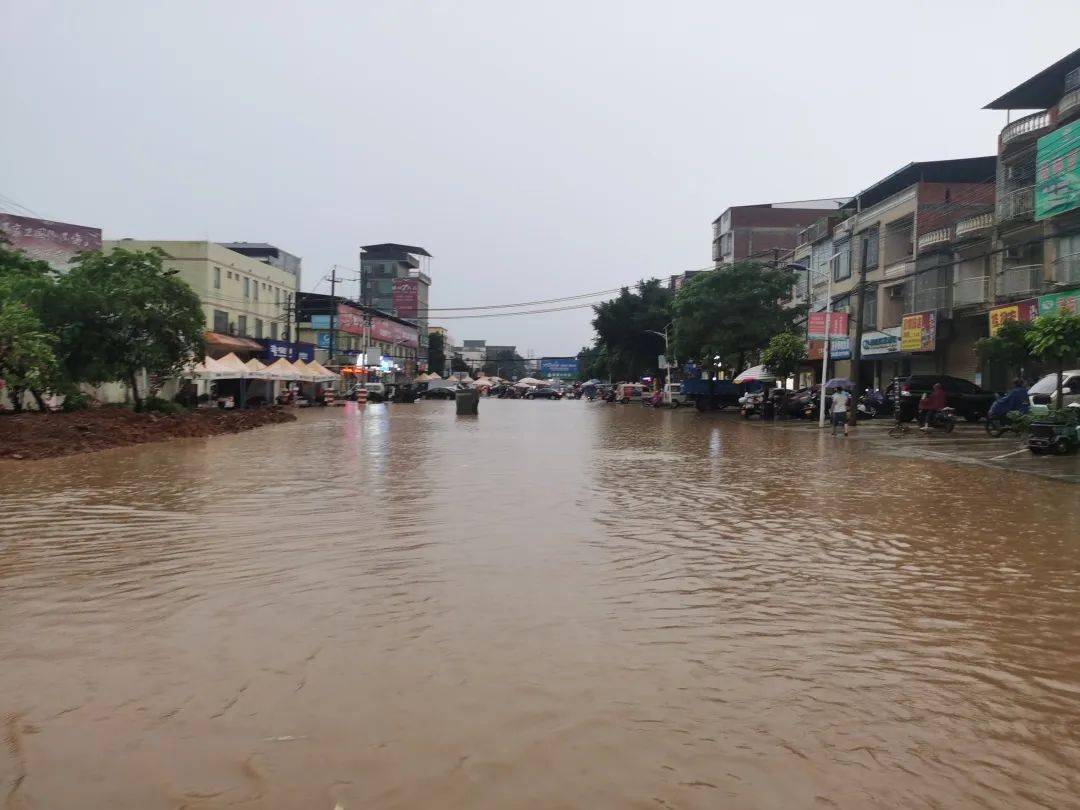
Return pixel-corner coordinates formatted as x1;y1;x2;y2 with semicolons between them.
3;400;1080;809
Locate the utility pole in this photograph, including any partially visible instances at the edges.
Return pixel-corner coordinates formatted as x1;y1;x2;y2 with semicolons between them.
848;197;867;427
328;265;338;366
284;293;293;359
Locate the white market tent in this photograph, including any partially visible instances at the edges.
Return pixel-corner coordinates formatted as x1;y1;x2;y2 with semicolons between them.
187;356;233;379
515;377;544;387
264;358;308;381
243;358;274;380
306;360;340;382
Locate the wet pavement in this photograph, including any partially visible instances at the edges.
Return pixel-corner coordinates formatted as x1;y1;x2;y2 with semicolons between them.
2;399;1080;808
740;414;1080;484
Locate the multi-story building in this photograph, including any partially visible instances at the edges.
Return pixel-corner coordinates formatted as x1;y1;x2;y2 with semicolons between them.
359;243;432;356
980;48;1080;386
789;158;997;388
455;339;487;372
711;199;847;267
220;242;302;288
296;292;419;378
103;239;302;358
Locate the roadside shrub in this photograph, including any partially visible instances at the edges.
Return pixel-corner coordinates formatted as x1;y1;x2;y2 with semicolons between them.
60;391;93;412
142;397;186;414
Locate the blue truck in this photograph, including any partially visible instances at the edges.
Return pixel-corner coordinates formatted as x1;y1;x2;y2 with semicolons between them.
680;377;745;411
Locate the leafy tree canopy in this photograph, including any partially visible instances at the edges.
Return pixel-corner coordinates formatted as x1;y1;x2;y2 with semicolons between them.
761;331;807;384
58;248;205;409
672;262;799;373
427;331;446;376
974;318;1035;375
591;279;671;381
1026;311;1080;408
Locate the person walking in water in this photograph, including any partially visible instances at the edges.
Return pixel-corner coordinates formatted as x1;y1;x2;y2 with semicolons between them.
830;386;851;436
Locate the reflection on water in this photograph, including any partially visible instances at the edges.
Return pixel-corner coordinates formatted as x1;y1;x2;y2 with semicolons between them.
2;400;1079;808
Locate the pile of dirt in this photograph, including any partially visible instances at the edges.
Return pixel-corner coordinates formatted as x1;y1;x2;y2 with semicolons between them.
0;406;297;460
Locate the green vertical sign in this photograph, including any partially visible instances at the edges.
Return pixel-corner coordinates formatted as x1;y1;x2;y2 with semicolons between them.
1035;119;1080;220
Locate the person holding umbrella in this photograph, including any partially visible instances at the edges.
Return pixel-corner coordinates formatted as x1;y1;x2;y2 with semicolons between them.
830;385;852;436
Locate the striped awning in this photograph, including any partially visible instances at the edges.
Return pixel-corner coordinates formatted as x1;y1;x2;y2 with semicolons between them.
204;331;263;351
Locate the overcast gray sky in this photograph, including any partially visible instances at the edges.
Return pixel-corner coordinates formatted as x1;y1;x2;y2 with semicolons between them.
3;2;1078;356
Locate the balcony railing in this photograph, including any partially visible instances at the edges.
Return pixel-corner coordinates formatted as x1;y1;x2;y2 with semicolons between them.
1053;253;1080;285
1059;88;1080;123
917;227;952;252
997;264;1043;297
883;258;914;278
1066;66;1080;92
997;186;1035;222
1000;110;1053;149
953;276;989;306
909;286;952;313
954;211;994;240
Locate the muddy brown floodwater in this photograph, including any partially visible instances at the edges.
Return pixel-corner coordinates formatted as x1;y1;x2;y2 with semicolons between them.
2;401;1080;809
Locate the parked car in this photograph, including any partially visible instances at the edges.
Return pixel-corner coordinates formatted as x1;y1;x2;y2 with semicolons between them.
889;375;995;422
1028;370;1080;413
418;386;458;400
662;382;688;407
525;386;562;399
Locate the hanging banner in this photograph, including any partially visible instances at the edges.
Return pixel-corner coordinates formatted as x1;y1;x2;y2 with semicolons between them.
901;311;937;352
988;298;1039;335
392;278;419;319
1038;289;1080;316
1035;119;1080;221
807;311;849;339
0;213;102;272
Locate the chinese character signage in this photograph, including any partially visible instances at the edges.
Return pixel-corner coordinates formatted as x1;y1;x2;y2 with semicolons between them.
539;357;580;379
1038;289;1080;316
901;311;936;352
988;298;1039;335
0;213;102;272
329;303;419;348
807;311;849;339
1035;119;1080;221
257;339;314;362
860;327;901;356
392;278;419;320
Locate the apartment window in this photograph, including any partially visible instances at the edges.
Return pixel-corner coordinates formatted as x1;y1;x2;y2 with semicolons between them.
270;322;278;340
253;282;259;302
243;278;250;299
213;309;229;333
213;267;221;289
833;241;852;281
274;287;280;305
863;288;878;329
237;315;248;336
255;318;263;339
861;230;879;270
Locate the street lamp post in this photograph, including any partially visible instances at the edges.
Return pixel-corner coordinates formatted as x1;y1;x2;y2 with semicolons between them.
782;256;841;428
645;323;674;404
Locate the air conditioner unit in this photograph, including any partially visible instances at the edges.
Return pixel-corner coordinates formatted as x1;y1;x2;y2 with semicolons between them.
887;285;906;299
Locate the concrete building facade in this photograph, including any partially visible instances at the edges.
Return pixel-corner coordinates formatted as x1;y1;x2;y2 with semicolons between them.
104;239;301;353
712;199;847;267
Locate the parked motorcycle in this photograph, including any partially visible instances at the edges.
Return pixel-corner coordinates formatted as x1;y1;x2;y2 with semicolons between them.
856;388;889;419
739;391;764;419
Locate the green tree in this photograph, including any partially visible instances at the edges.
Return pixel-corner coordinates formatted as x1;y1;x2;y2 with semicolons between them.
58;248;205;410
1026;311;1080;409
483;349;525;378
761;331;807;385
450;355;469;373
974;319;1035;380
576;344;606;380
428;331;447;376
0;239;65;408
591;279;671;381
0;295;59;410
672;262;800;374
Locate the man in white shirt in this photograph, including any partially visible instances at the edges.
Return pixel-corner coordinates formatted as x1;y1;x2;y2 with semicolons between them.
830;387;851;436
